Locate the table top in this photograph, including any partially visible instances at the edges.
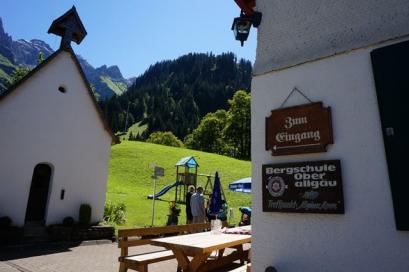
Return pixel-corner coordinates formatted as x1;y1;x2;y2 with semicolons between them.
151;231;251;254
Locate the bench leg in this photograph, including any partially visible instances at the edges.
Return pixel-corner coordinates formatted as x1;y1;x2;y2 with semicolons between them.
119;262;128;272
218;249;225;259
137;264;148;272
232;245;245;265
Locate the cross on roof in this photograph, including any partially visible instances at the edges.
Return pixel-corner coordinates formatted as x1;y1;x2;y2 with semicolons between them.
48;6;87;49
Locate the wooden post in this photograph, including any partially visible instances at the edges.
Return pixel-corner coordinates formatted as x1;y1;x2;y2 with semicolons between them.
194;165;198;188
175;166;179;203
183;180;186;204
119;237;128;272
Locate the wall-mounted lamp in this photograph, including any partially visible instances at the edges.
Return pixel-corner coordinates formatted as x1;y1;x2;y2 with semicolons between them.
231;11;262;46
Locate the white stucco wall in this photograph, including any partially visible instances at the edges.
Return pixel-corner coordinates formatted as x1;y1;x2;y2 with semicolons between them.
251;39;409;272
0;51;112;226
254;0;409;75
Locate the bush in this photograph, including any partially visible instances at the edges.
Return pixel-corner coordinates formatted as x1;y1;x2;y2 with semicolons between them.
166;202;181;226
62;216;75;226
79;204;92;225
0;216;12;228
104;202;126;225
146;131;184;147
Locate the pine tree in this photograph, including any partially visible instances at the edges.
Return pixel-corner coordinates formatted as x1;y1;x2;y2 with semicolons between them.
37;52;44;64
128;131;134;141
6;66;31;87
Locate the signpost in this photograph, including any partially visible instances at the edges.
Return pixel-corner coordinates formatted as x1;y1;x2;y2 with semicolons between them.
262;160;344;214
150;165;164;226
265;102;333;156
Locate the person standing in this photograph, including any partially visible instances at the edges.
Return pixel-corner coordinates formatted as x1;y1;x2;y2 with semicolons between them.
190;186;206;223
206;194;215;222
218;200;229;228
185;185;195;224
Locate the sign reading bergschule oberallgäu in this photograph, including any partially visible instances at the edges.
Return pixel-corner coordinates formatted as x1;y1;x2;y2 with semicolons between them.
262;160;344;214
265;102;333;156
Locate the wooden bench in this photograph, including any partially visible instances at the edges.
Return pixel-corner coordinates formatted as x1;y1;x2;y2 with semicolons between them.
118;223;210;272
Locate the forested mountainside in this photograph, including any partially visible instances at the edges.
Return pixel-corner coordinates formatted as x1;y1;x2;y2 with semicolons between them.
99;52;252;139
0;17;129;99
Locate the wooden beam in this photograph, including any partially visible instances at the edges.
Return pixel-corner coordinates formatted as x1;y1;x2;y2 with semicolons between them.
118;223;210;238
234;0;255;15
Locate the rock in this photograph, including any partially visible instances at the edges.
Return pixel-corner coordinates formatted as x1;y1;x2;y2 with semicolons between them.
96;65;123;80
0;18;14;62
11;39;54;66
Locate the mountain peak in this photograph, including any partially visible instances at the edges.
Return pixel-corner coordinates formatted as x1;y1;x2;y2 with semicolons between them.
0;17;12;42
0;17;127;99
96;64;123;80
11;39;54;66
0;17;14;62
0;17;8;40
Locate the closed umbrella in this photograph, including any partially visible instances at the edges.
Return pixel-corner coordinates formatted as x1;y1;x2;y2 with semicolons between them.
209;172;222;216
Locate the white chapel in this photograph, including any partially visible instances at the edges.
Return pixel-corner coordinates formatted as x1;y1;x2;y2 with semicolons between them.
0;7;118;227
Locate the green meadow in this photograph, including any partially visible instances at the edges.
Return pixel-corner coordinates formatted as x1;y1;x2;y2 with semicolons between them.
106;141;251;230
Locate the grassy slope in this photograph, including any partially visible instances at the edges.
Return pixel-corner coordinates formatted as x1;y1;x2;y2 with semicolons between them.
106;141;251;229
0;54;15;69
100;76;127;96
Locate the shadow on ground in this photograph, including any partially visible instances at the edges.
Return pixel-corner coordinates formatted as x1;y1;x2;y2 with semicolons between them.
0;241;101;261
0;241;248;272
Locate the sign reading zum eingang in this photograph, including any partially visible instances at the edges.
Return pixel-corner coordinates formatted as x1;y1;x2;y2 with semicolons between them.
265;102;333;156
262;160;344;214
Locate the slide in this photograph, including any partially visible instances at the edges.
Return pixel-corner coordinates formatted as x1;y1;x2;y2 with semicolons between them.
147;181;182;199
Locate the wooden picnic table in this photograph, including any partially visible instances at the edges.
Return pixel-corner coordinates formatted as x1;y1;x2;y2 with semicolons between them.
151;229;251;272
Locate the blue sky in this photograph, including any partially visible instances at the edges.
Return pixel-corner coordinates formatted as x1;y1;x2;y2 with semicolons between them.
0;0;257;78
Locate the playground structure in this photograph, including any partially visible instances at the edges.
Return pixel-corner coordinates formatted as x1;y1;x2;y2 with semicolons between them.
174;156;198;203
148;156;226;204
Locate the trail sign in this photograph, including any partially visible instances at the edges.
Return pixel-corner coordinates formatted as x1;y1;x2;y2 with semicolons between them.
150;165;164;226
154;166;165;177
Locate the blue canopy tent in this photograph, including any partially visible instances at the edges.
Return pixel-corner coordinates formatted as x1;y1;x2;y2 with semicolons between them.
229;177;251;193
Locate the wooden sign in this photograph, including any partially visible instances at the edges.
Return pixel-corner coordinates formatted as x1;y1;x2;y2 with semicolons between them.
266;102;333;156
154;166;165;177
262;160;344;214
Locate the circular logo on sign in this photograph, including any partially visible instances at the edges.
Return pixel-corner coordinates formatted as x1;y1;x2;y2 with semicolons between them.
266;176;286;197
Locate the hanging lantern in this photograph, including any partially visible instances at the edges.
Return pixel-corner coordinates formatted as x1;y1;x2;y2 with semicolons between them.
231;11;262;46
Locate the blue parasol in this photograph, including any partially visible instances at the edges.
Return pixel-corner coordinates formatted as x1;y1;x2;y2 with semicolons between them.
209;172;222;216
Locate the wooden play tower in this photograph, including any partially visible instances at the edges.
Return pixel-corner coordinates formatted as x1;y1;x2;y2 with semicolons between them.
174;156;198;203
174;156;227;204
